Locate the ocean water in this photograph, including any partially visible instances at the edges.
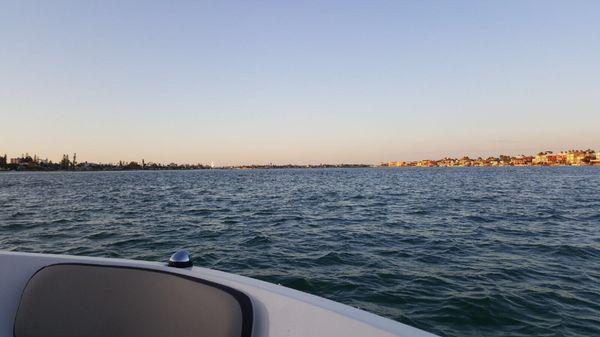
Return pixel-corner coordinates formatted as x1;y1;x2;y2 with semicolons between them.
1;168;599;337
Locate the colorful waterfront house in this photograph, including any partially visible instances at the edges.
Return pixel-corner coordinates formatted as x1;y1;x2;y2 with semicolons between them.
533;152;549;165
511;155;533;166
592;151;600;166
544;154;558;165
384;161;406;167
533;154;546;165
416;160;437;167
566;152;580;165
554;153;567;165
437;158;455;167
533;151;557;165
458;157;472;167
566;150;594;165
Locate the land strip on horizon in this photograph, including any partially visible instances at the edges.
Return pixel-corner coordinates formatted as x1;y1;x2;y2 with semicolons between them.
1;149;600;171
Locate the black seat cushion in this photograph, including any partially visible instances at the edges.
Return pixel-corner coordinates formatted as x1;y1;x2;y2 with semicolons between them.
14;264;253;337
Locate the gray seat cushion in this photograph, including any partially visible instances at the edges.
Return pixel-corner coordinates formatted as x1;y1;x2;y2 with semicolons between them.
14;264;253;337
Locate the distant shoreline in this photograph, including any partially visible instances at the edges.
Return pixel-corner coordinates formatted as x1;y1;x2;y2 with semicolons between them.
2;165;600;173
2;149;599;171
0;164;372;172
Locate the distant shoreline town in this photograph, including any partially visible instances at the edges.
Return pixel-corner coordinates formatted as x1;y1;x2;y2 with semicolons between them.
382;149;600;167
0;153;370;171
1;149;599;172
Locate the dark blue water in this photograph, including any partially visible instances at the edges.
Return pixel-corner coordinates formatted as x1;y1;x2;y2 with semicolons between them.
1;168;599;337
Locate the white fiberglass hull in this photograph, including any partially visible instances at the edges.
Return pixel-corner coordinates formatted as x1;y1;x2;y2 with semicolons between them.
0;251;438;337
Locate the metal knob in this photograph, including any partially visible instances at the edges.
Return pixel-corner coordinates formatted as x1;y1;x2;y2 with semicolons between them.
168;250;193;268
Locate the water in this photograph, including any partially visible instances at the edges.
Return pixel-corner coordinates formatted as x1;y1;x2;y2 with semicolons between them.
1;167;599;337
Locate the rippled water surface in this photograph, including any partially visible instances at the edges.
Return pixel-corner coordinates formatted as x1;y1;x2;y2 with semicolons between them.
1;168;599;336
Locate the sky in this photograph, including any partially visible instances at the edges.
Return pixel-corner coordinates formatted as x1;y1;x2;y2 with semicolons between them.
1;1;599;165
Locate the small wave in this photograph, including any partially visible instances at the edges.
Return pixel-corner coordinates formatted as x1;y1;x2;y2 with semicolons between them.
253;209;275;216
349;194;366;200
183;208;213;215
1;222;28;230
38;231;71;239
277;276;316;292
9;211;34;219
315;251;345;265
551;244;599;259
109;237;150;247
407;209;429;215
86;231;117;240
464;215;494;223
243;235;272;246
49;218;71;224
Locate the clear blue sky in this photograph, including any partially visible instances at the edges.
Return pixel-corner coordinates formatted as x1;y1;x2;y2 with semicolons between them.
2;1;599;165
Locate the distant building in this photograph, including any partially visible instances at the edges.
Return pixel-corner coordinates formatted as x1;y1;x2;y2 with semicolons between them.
459;157;472;167
511;156;533;166
383;161;407;167
566;150;594;165
554;153;567;165
416;160;437;167
437;158;458;167
533;152;551;165
0;154;6;165
533;151;568;166
391;161;407;167
591;151;600;166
